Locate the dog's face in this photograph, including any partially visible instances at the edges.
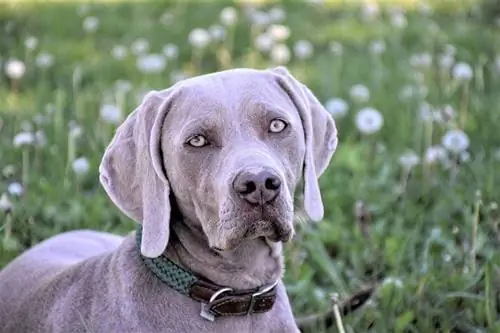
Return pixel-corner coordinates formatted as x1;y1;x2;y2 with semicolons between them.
162;72;305;251
99;67;337;258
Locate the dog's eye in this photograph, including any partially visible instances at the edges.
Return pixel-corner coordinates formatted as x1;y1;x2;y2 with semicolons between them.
187;135;209;147
269;119;287;133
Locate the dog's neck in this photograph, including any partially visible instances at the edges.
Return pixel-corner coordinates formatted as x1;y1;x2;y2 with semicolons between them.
164;217;284;290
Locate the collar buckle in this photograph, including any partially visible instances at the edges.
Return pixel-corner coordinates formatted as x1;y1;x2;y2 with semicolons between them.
246;280;279;315
200;287;233;321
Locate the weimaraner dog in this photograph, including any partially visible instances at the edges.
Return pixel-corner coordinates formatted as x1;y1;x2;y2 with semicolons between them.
0;66;338;333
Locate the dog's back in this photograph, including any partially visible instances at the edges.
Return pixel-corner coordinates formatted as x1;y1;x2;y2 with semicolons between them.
0;231;124;332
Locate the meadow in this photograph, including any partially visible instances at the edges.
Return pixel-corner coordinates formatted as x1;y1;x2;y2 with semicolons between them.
1;0;500;332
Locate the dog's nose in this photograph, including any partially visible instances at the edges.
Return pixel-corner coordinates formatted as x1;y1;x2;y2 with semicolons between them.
233;170;281;205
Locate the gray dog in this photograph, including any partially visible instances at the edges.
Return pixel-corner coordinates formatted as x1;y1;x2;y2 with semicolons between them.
0;66;338;333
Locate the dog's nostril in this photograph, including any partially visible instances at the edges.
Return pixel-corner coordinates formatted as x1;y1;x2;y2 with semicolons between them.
265;177;281;191
242;181;256;195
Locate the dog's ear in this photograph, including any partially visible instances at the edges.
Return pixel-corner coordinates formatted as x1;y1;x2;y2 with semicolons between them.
99;89;178;258
269;66;338;222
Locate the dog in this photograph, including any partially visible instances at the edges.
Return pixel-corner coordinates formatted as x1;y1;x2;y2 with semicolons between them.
0;66;338;332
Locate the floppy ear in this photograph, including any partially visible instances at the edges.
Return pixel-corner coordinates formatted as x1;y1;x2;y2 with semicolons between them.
99;88;178;258
269;66;338;222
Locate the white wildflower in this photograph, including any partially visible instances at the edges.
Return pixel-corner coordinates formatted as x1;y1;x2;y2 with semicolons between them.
441;104;456;122
8;182;24;196
390;11;407;29
0;193;12;212
35;130;46;147
2;165;15;178
369;40;386;55
208;25;226;42
329;41;343;56
460;151;470;163
82;16;99;33
325;98;349;119
69;122;83;139
361;2;380;21
220;6;238;26
267;24;290;41
268;7;285;22
131;38;150;55
382;276;403;288
439;53;455;70
100;104;122;124
24;36;38;50
254;33;274;52
247;10;270;27
269;44;290;65
159;12;173;26
35;52;54;69
76;4;90;17
441;129;470;153
188;28;211;49
399;150;420;169
418;102;434;122
136;54;166;74
111;45;128;60
452;62;473;81
162;43;179;60
355;107;384;135
410;53;432;69
349;84;370;103
293;40;313;60
13;131;34;147
115;80;133;94
5;59;26;80
72;157;90;176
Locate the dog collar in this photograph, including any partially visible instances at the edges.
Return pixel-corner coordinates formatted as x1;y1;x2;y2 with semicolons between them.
135;225;278;321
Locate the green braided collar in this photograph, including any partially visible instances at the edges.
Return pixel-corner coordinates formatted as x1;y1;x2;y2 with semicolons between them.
135;225;197;296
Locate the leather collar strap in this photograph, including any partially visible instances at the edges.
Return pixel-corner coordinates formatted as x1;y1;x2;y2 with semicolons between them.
135;225;277;321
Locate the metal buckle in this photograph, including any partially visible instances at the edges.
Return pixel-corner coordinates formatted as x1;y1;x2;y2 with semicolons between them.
200;287;233;322
245;280;278;315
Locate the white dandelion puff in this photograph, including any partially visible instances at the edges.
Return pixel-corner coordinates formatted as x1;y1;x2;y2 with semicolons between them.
100;104;122;125
82;16;99;33
35;52;54;69
5;59;26;80
136;54;166;74
441;129;470;153
267;24;290;41
0;193;12;212
8;182;24;196
162;43;179;60
325;98;349;119
188;28;211;49
452;62;473;81
111;45;128;60
220;6;238;26
399;150;420;169
130;38;150;55
72;157;90;176
293;40;314;60
349;84;370;103
254;33;274;52
355;107;384;135
13;131;34;147
24;36;38;50
269;44;290;65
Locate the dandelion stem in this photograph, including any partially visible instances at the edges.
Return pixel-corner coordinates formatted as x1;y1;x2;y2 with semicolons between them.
22;149;29;185
4;213;12;243
470;192;481;272
331;293;347;333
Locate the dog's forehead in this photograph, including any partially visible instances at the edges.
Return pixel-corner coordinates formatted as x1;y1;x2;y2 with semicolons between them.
174;70;296;121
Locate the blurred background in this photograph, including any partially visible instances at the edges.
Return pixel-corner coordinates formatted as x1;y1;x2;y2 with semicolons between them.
1;0;500;332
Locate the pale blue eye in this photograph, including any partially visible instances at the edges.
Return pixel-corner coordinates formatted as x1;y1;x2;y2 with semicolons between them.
188;135;208;147
269;119;287;133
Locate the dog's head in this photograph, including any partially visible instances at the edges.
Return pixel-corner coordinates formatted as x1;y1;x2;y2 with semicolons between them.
99;67;338;258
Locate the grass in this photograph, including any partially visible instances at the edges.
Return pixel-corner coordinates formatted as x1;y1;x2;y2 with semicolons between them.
1;0;500;332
